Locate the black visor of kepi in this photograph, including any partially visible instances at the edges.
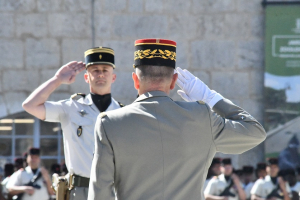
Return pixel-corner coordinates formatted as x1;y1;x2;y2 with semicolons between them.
84;47;115;69
133;38;176;69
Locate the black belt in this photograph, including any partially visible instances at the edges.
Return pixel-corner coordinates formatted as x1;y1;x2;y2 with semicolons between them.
71;174;90;187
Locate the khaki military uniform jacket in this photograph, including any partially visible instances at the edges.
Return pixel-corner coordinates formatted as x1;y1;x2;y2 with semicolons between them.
88;91;266;200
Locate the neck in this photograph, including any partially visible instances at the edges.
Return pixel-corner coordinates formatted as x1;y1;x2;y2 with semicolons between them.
90;87;111;95
138;85;170;95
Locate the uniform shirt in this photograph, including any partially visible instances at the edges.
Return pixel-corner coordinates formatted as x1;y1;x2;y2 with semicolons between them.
1;176;10;198
243;182;254;200
204;174;240;200
44;94;121;178
290;182;300;193
6;167;49;200
203;178;212;191
250;175;291;200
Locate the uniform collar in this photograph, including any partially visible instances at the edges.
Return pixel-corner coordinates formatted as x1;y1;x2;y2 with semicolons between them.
134;90;169;103
77;94;93;105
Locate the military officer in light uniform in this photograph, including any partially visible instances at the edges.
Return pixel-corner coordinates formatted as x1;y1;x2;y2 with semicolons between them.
22;47;122;200
88;38;266;200
251;158;291;200
205;158;246;200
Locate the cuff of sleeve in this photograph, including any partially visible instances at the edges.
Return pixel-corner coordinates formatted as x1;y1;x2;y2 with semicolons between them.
207;92;224;108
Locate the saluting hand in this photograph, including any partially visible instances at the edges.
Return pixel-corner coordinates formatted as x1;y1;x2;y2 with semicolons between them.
54;61;86;84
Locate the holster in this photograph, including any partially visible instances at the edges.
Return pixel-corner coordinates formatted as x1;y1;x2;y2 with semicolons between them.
51;174;72;200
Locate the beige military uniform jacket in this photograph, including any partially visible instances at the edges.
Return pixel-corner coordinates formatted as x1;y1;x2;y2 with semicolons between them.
88;91;266;200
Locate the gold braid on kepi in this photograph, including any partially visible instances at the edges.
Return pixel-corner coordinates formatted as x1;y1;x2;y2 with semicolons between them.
133;38;176;69
84;47;115;69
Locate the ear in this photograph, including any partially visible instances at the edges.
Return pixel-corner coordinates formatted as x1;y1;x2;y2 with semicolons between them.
170;73;178;90
132;72;140;90
111;73;116;83
84;72;89;83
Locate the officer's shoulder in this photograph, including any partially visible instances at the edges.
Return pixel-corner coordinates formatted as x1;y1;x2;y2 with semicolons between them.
71;93;86;100
99;112;107;119
118;101;125;107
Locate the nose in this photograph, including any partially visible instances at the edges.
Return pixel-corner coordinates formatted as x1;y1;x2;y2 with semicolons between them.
98;71;104;78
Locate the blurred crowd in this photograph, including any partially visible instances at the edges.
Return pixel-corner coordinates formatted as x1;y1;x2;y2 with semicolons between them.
0;148;67;200
204;157;300;200
1;148;300;200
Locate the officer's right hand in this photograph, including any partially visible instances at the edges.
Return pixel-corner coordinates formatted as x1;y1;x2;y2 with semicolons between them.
24;186;35;195
54;61;85;84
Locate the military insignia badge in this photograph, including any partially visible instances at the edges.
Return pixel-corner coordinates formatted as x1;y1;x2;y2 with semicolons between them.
78;110;87;117
77;126;83;137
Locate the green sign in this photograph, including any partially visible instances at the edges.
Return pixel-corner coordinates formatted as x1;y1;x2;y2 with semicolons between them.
264;4;300;160
265;5;300;76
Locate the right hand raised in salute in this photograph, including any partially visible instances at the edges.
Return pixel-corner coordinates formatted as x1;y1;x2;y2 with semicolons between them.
55;61;86;84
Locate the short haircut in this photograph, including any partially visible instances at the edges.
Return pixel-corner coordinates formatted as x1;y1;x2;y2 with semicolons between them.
135;65;174;83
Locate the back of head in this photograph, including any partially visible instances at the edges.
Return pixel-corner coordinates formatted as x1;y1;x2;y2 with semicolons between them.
136;65;174;85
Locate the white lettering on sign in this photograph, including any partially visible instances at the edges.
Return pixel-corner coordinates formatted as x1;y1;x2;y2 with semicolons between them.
288;40;300;45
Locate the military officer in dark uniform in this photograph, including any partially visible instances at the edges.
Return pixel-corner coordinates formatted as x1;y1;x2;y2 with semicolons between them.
22;47;123;200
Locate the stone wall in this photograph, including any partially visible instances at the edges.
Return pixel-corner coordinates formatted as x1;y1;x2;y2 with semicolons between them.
0;0;265;167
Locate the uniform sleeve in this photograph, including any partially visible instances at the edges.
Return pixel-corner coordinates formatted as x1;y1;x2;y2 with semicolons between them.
44;101;65;122
6;171;22;189
250;179;264;197
204;178;217;195
88;116;115;200
209;98;266;154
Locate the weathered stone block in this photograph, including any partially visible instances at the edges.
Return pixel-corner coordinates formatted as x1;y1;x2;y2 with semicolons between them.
4;92;27;115
145;0;164;12
0;95;8;118
16;14;48;38
223;14;250;39
169;15;204;40
26;38;60;68
237;0;263;13
192;0;235;13
0;14;14;37
37;0;63;12
238;40;264;69
113;15;168;38
250;70;264;98
204;15;226;39
0;39;23;69
102;40;135;70
128;0;144;12
0;0;36;12
250;14;264;39
164;0;191;13
63;0;90;11
3;70;39;92
62;39;91;64
40;69;69;91
94;14;113;39
192;41;236;70
104;0;126;11
48;13;91;37
211;72;249;99
174;40;190;69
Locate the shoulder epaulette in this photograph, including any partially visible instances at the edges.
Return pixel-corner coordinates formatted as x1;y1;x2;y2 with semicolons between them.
118;102;125;107
99;112;107;118
71;93;86;100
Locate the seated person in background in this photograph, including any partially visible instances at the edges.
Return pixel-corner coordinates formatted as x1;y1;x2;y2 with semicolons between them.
204;158;222;190
242;166;255;200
